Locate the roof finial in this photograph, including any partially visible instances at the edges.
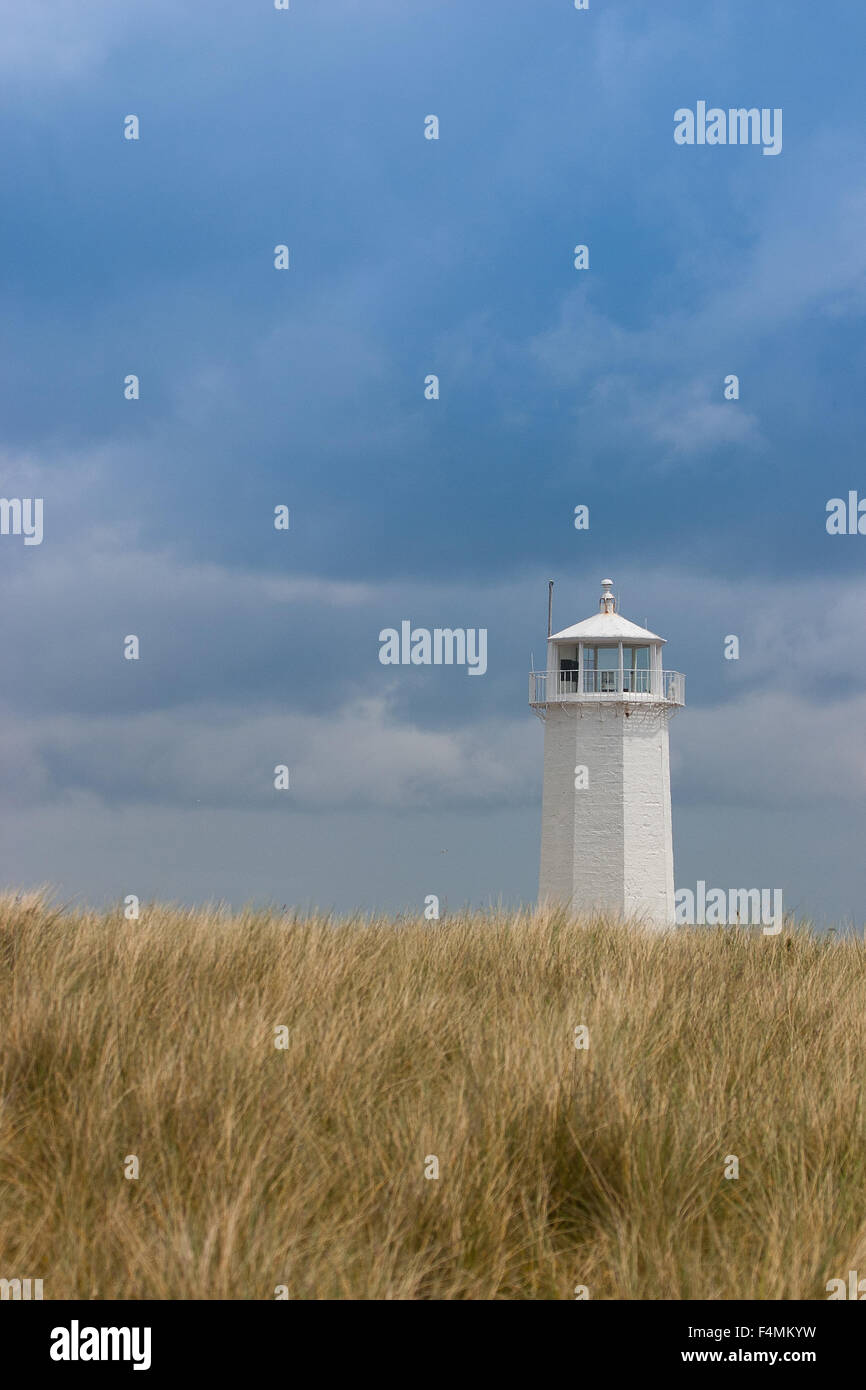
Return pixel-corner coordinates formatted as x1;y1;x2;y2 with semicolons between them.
600;578;616;615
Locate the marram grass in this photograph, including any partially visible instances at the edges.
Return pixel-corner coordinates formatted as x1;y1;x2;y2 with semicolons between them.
1;890;865;1300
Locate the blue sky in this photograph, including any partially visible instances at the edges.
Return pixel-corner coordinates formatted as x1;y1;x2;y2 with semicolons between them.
1;1;865;923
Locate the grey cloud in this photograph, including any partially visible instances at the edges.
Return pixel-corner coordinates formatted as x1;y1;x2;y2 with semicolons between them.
2;698;539;813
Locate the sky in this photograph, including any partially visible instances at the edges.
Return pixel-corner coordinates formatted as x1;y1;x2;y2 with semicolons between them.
1;0;865;924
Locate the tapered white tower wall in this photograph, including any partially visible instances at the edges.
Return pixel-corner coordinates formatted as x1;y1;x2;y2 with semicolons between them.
530;579;684;926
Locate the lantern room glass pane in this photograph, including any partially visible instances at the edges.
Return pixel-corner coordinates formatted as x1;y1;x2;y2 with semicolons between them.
593;646;619;670
583;645;618;692
624;646;650;670
623;645;651;692
558;646;578;689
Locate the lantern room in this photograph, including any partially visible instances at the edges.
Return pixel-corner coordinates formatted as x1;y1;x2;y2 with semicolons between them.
529;579;684;707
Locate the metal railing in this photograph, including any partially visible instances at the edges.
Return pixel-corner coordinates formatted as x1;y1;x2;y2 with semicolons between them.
529;669;685;706
584;668;652;693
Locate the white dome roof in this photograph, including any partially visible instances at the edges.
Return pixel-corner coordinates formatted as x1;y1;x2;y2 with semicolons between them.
550;611;664;643
549;580;665;644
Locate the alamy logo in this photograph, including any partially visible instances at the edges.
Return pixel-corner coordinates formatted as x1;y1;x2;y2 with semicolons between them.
826;492;866;534
50;1320;152;1371
0;497;43;545
826;1271;866;1299
379;622;487;675
674;103;782;156
675;881;783;935
0;1277;43;1299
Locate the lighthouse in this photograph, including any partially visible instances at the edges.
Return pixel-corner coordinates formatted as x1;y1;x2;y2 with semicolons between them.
529;579;685;926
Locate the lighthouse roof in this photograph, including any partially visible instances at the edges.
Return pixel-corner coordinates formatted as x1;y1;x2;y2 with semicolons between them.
550;612;665;643
549;579;665;644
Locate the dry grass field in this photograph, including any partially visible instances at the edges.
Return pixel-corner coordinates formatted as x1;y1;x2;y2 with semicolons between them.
1;890;865;1300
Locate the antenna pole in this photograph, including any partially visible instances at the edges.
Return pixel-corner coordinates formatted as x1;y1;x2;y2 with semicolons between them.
547;581;554;637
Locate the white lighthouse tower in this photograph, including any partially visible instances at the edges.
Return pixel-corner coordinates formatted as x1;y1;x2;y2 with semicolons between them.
529;579;685;926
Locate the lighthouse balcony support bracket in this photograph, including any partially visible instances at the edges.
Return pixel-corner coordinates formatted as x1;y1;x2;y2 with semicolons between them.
529;669;685;711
